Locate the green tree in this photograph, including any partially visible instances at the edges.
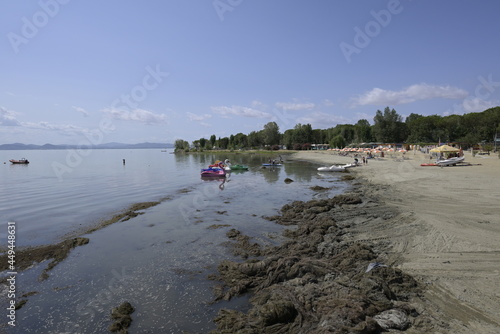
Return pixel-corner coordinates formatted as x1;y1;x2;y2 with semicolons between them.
199;137;207;149
407;114;442;143
354;119;372;143
372;107;407;143
209;134;216;149
174;139;189;151
218;137;229;149
247;131;262;148
293;123;313;144
282;129;294;150
330;134;346;149
262;121;281;146
233;133;248;149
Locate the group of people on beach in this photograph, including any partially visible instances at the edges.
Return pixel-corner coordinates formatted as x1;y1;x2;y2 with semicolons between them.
353;154;370;166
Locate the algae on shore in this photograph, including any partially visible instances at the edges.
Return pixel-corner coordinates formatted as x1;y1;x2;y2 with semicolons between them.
210;190;442;333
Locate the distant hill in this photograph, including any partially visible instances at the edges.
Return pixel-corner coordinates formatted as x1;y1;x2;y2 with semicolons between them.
0;142;174;150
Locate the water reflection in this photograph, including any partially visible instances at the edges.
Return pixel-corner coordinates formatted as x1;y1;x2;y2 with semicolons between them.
282;161;315;182
260;165;281;183
200;176;228;190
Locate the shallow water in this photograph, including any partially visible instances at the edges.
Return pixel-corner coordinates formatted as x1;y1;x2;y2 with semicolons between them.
1;149;349;333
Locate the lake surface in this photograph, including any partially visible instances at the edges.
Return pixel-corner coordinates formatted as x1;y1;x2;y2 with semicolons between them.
1;148;349;333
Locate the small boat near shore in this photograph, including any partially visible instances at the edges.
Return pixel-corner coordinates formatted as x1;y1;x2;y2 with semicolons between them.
436;156;464;166
317;163;355;172
230;164;249;171
9;158;29;164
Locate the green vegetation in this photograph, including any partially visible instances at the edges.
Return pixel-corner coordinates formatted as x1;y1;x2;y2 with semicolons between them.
175;106;500;152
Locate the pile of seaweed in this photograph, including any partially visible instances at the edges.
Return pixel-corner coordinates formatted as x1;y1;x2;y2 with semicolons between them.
209;190;438;333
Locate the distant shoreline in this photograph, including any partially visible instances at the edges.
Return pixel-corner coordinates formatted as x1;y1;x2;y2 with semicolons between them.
0;142;174;150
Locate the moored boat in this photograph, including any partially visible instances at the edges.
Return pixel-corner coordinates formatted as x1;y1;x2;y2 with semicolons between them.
201;167;226;177
317;163;355;172
230;164;249;171
9;158;29;164
436;156;464;166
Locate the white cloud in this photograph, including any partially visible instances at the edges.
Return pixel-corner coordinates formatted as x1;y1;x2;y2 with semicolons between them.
187;112;212;122
23;121;83;132
1;106;90;136
73;106;89;117
296;112;350;128
101;108;166;124
275;102;315;111
461;97;499;113
351;83;469;106
211;105;272;118
0;106;21;126
251;100;267;109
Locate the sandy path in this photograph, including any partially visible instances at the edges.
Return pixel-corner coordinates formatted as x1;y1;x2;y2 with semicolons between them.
291;150;500;334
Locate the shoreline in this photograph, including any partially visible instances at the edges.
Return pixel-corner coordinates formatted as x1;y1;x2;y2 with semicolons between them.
2;150;498;332
287;150;500;333
211;186;436;333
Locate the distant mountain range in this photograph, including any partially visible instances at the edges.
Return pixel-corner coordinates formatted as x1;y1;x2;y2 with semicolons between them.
0;142;174;150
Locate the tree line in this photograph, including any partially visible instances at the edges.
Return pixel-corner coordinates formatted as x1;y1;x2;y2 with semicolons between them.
175;106;500;151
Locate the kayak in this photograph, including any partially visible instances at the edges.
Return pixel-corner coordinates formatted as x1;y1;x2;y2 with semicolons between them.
230;164;249;170
262;163;282;166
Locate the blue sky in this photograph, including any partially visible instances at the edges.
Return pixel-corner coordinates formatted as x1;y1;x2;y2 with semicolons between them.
1;0;500;145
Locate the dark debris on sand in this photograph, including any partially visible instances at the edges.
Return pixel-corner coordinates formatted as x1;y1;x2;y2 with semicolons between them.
210;190;442;333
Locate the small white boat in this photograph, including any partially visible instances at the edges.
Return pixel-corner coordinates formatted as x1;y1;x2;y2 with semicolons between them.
436;156;464;166
317;163;355;172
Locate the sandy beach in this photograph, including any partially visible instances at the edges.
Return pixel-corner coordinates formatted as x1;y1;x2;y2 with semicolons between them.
290;150;500;333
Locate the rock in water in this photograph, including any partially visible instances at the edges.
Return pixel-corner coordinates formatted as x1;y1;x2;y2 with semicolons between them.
109;301;135;333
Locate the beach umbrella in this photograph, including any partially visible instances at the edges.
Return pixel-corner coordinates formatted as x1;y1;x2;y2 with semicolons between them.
429;145;459;153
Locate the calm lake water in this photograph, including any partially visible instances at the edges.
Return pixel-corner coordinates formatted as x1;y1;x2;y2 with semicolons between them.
1;148;349;333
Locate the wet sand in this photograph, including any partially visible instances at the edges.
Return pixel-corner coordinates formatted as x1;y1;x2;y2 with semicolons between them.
287;150;500;333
